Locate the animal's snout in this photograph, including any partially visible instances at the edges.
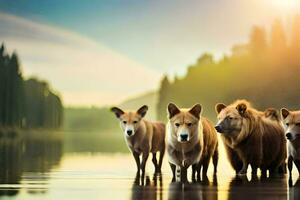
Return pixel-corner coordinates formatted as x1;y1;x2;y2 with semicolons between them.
286;133;292;140
215;125;222;133
180;134;188;141
127;130;133;136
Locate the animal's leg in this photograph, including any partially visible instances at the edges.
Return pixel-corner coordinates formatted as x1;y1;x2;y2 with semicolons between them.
158;145;165;172
169;162;176;182
192;163;198;182
141;152;149;177
212;148;219;174
152;152;158;172
278;162;286;174
238;161;248;175
202;156;211;178
250;163;258;176
180;166;188;183
133;151;140;174
260;166;267;178
288;156;293;177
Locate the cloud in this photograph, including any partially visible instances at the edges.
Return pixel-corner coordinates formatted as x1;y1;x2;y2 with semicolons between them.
0;12;161;106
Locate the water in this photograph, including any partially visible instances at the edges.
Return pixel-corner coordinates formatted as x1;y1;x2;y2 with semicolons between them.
0;131;299;200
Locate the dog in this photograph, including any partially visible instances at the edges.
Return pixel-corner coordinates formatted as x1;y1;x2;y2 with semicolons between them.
166;103;218;182
281;108;300;177
111;105;165;175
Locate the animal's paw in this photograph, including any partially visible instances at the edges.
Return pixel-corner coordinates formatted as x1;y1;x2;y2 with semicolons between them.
237;169;247;176
182;160;189;167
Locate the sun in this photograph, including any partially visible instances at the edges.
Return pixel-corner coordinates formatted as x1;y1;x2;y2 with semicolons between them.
273;0;300;9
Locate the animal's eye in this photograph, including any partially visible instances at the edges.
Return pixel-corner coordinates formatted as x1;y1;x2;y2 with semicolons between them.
228;117;233;120
175;123;180;127
123;121;127;124
133;121;138;124
187;123;192;127
286;123;289;126
296;123;300;126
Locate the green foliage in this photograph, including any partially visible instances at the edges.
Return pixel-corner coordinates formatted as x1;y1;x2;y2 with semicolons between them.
64;91;157;131
23;78;63;129
63;130;128;153
64;107;117;131
119;91;157;120
157;17;300;121
0;43;63;129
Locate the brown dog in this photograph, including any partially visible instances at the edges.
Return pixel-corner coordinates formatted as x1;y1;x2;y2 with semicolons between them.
167;103;218;182
281;108;300;177
111;105;165;175
215;100;286;176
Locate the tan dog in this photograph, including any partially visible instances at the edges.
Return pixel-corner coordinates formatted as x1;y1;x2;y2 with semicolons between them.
111;105;165;175
167;103;218;182
215;100;286;176
281;108;300;177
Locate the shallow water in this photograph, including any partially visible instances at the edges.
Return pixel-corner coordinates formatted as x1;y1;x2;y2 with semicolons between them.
0;131;299;200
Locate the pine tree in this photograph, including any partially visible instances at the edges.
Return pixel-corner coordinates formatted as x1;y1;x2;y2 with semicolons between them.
271;19;287;53
156;75;171;121
291;15;300;50
249;26;268;56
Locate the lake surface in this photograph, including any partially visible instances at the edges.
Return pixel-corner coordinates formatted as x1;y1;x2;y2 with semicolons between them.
0;131;299;200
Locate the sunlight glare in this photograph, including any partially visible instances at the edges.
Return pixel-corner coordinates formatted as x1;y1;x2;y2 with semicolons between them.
273;0;300;9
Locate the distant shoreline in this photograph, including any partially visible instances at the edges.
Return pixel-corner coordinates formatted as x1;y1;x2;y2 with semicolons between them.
0;127;63;138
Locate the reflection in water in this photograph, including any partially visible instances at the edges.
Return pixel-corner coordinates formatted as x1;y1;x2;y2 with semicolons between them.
0;135;23;196
168;175;218;200
130;173;219;200
289;178;300;200
227;175;288;200
0;131;298;200
131;174;163;200
0;132;63;197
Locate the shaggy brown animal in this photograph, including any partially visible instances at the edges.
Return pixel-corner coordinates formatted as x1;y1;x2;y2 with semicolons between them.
215;100;286;176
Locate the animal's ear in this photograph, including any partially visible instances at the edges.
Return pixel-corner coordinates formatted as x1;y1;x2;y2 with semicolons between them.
137;105;148;118
215;103;226;114
236;103;247;115
264;108;279;119
110;107;124;118
167;103;180;119
189;104;202;119
280;108;290;119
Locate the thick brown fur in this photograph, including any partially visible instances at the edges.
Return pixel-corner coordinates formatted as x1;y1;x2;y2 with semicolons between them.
111;105;166;176
263;108;281;122
167;103;218;182
215;100;286;176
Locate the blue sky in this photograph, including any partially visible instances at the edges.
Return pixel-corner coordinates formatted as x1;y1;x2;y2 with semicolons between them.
0;0;299;106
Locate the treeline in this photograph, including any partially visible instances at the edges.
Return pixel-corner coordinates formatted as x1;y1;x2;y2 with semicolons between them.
0;43;63;129
64;107;116;131
157;17;300;121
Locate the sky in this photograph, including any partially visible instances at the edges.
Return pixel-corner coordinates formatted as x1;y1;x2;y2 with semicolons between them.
0;0;299;106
